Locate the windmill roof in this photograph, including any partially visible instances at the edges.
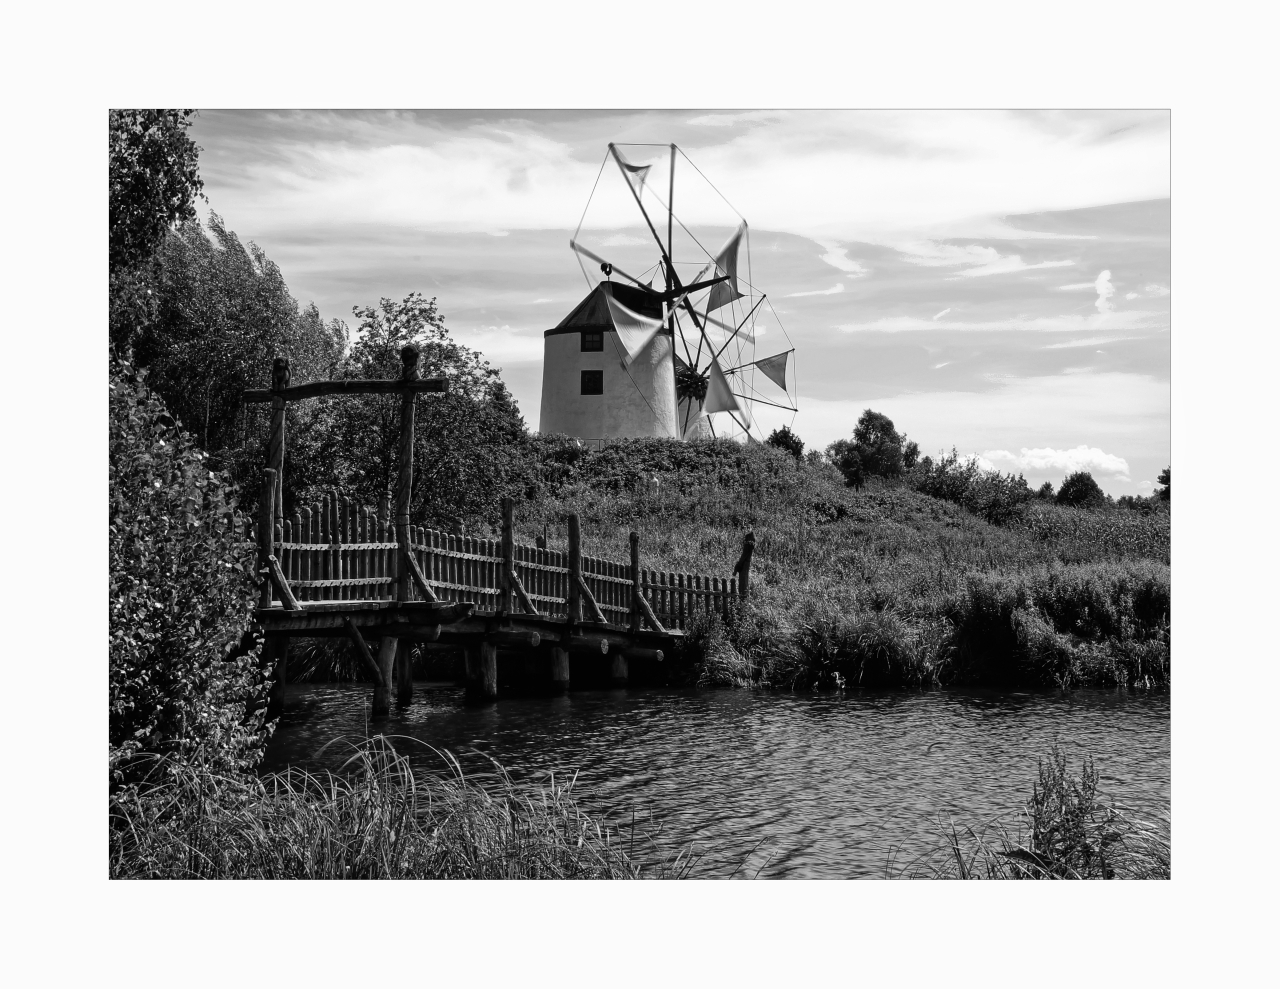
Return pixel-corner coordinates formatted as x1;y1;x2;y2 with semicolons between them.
545;281;666;337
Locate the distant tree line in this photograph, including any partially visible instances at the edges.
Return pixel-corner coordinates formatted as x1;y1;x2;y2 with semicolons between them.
773;408;1168;525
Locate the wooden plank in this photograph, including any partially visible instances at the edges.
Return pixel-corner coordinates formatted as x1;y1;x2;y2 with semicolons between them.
267;555;303;612
257;469;276;610
500;498;514;615
511;568;539;616
395;347;418;605
567;513;581;623
404;549;439;603
242;376;448;403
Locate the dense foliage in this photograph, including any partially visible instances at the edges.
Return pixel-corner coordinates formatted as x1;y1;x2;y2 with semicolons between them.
109;363;272;786
826;409;918;488
906;448;1033;525
766;425;804;458
318;293;529;529
109;109;205;352
1056;470;1107;508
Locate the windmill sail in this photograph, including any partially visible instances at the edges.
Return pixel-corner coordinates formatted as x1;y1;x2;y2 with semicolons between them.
604;291;665;367
612;147;652;194
756;351;789;391
703;358;741;415
705;221;747;312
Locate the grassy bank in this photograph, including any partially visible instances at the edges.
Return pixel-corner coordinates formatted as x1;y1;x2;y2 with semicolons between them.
109;736;694;879
517;438;1170;691
890;746;1170;879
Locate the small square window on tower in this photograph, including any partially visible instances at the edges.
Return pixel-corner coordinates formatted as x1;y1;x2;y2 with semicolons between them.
580;369;604;395
581;330;604;352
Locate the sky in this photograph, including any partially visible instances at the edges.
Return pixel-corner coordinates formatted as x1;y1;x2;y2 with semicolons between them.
188;109;1170;497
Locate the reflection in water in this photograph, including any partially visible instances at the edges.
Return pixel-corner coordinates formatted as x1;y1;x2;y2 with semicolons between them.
263;685;1170;879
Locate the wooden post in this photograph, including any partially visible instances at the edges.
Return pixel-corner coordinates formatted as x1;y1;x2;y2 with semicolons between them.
395;640;414;704
468;642;498;702
734;531;757;599
395;345;419;603
550;646;570;695
567;512;582;624
500;496;515;617
372;636;398;716
268;357;289;531
257;468;276;610
610;651;629;688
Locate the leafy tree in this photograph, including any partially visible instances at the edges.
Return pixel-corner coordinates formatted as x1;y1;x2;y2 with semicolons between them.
1055;471;1106;509
1036;481;1055;500
903;440;920;471
766;425;804;458
852;409;907;478
826;438;865;489
135;215;347;483
109;110;205;352
1156;466;1170;502
323;293;529;528
110;363;272;787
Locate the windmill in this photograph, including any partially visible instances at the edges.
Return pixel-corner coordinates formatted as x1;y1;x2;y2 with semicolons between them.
538;143;797;444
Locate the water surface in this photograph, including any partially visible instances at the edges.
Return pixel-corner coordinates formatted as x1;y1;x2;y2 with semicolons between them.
263;684;1170;878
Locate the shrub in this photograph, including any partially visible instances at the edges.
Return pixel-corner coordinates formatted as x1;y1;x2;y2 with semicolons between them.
1055;471;1106;508
907;449;1031;525
109;362;272;787
766;425;804;458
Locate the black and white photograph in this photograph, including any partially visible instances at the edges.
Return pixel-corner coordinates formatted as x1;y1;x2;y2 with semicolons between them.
107;108;1171;880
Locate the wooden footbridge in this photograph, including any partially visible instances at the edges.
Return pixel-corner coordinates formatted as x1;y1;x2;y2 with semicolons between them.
245;347;755;714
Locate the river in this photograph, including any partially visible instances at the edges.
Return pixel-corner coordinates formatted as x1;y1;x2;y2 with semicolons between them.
262;683;1170;878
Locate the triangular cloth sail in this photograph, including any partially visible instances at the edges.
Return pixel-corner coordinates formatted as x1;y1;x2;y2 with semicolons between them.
706;221;747;313
756;352;789;391
604;292;665;367
613;148;651;194
703;358;740;415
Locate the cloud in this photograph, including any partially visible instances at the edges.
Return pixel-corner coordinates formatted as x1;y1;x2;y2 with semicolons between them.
814;240;867;275
1125;292;1140;300
786;283;845;298
983;445;1131;478
933;308;951;320
598;233;651;247
950;256;1075;279
1143;283;1170;296
933;361;951;369
449;326;544;364
895;241;1074;279
1094;270;1115;313
1057;282;1097;291
686;111;781;127
837;311;1164;333
1042;335;1139;349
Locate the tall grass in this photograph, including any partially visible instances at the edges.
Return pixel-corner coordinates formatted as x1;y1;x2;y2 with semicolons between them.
519;439;1170;691
110;736;695;879
890;746;1170;879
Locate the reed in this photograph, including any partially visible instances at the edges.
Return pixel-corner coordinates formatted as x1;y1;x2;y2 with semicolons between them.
109;736;696;880
888;746;1170;880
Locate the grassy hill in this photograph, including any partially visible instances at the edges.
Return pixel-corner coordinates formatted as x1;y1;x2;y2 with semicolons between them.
518;437;1170;691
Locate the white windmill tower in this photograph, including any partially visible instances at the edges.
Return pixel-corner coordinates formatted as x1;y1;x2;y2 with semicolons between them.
539;143;797;446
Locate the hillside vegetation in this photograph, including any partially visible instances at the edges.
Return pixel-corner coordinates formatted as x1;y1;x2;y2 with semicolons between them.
517;437;1170;691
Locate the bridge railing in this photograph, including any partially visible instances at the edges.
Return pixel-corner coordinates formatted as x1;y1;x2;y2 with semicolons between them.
255;486;754;633
245;352;754;633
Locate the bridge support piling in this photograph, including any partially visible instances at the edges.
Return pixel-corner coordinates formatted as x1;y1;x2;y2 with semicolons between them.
395;641;414;703
372;636;398;716
466;642;499;702
550;646;570;695
610;653;629;688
